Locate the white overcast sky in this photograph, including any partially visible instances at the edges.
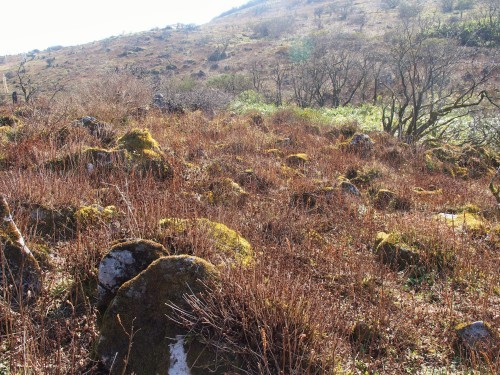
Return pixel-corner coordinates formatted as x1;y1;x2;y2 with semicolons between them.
1;0;250;55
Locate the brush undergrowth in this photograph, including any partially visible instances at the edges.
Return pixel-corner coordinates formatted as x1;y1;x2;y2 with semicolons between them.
0;97;498;374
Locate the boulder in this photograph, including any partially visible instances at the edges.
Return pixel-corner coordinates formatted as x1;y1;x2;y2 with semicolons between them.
1;195;41;306
374;232;421;272
97;239;170;313
73;116;116;145
285;153;309;167
206;177;248;205
98;255;224;374
28;204;77;240
454;321;498;359
159;218;254;267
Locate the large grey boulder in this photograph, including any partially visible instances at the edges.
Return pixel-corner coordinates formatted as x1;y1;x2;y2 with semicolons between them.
98;255;226;374
97;239;169;313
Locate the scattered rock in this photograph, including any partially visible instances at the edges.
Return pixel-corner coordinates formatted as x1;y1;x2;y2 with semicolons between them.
1;195;42;306
28;204;77;240
98;255;223;374
373;189;410;210
97;239;169;313
73;116;116;145
436;212;486;235
339;179;361;197
374;232;421;272
159;218;254;266
206;177;248;205
342;133;374;157
454;321;498;359
285;153;309;167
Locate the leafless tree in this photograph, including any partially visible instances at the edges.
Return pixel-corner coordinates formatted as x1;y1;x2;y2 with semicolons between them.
381;21;496;142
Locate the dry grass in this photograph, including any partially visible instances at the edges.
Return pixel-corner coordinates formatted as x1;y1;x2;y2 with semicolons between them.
0;94;498;374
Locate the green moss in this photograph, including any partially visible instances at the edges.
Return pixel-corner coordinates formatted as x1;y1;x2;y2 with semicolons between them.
285;153;309;167
198;218;254;266
159;218;254;266
117;128;160;155
74;204;118;227
207;178;248;205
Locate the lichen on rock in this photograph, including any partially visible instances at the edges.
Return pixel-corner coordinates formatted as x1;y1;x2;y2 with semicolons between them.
159;218;254;267
97;239;169;313
97;255;224;374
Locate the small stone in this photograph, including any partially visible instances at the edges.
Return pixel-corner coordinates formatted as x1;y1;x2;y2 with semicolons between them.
454;321;498;358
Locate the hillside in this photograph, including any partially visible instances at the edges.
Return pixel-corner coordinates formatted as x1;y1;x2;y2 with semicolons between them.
0;1;499;374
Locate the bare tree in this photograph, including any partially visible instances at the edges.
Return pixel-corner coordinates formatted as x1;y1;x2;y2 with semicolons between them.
381;21;496;142
16;56;39;103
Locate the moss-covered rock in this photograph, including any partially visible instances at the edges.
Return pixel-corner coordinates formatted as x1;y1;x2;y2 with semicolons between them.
117;128;160;155
97;239;170;313
341;133;374;158
97;255;225;374
436;212;487;235
454;321;498;360
117;128;173;180
374;232;421;272
46;128;173;180
73;116;116;145
373;189;411;211
424;144;498;179
28;204;77;240
1;195;41;306
285;153;309;167
374;232;454;274
0;115;20;127
74;204;118;227
206;177;248;206
338;178;361;197
159;218;254;267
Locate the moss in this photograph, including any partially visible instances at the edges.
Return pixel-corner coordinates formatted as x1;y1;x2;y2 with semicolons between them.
413;187;443;195
375;231;454;275
159;218;254;267
198;218;254;266
74;204;118;227
265;148;284;157
285;153;309;167
436;212;486;234
0;115;20;127
207;177;249;205
117;128;160;154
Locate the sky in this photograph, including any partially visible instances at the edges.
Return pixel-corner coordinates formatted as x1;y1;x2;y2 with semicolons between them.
1;0;250;55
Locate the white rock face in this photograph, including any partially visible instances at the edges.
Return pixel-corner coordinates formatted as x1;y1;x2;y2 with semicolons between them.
98;250;135;295
168;335;191;375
